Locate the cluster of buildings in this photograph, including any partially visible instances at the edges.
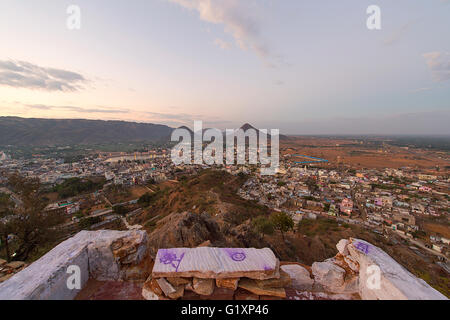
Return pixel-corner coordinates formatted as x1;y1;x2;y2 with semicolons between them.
0;151;173;187
0;150;175;229
237;161;449;257
1;148;449;259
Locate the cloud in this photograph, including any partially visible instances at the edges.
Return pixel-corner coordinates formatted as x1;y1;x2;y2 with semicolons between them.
141;110;234;128
169;0;278;66
0;60;87;91
423;52;450;82
22;103;230;128
383;21;414;46
25;104;129;114
410;87;431;93
214;38;232;50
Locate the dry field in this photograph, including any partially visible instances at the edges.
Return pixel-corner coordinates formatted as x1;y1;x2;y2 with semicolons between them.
281;137;449;170
423;222;450;239
129;185;151;198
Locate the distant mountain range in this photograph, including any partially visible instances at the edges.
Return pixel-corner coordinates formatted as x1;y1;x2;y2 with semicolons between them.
179;123;289;141
0;117;173;146
237;123;289;141
0;117;288;146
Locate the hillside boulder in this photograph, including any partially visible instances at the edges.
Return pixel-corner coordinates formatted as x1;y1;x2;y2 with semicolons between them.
346;238;447;300
281;264;314;291
312;261;345;291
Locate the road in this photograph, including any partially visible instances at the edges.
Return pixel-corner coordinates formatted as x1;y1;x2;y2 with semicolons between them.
393;230;446;259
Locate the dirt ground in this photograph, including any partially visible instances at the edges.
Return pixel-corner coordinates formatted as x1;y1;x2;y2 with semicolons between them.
423;222;450;239
281;137;448;171
129;185;151;198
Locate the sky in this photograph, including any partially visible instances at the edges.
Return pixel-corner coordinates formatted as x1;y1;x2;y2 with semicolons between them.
0;0;449;135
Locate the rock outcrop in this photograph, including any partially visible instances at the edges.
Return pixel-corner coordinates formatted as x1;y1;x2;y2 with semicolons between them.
0;230;150;300
312;261;346;291
0;231;447;300
295;238;447;300
280;264;314;291
344;238;447;300
0;260;27;284
147;212;225;255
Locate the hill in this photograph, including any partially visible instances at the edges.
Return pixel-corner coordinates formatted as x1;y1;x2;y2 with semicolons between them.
0;118;290;146
240;123;290;141
130;169;449;297
0;117;174;146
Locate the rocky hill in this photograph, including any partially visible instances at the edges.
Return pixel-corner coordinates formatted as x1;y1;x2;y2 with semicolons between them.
132;170;449;297
235;123;290;141
135;170;272;249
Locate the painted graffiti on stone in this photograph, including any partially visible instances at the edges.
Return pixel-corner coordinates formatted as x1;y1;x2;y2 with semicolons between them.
223;248;246;262
354;241;370;254
159;249;185;272
263;265;273;271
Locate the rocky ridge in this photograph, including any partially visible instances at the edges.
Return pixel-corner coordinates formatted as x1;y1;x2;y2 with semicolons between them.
142;238;447;300
0;230;447;300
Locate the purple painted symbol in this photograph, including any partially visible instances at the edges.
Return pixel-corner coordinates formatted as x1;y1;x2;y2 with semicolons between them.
159;249;185;272
354;242;370;254
223;248;246;262
231;252;246;261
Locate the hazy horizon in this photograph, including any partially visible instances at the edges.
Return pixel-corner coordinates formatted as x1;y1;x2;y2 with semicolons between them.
3;115;450;137
1;0;449;135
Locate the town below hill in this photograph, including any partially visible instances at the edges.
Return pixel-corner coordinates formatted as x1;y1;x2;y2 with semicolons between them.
0;131;448;298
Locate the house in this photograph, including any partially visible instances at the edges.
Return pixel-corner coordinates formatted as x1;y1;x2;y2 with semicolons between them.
392;212;415;226
411;203;425;214
328;204;337;216
419;186;432;193
340;198;353;215
430;235;441;243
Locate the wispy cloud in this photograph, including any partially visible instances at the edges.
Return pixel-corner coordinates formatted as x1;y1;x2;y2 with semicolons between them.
22;103;231;128
169;0;279;66
25;104;128;114
142;110;231;127
0;60;87;91
410;87;432;93
383;21;415;46
214;38;232;50
423;52;450;82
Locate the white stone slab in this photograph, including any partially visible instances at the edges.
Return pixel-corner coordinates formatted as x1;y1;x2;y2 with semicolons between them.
348;238;447;300
152;247;279;280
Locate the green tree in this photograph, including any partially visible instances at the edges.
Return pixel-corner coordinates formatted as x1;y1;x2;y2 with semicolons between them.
78;216;102;230
52;177;105;199
306;177;319;194
113;205;128;216
252;216;274;239
138;192;157;207
0;193;14;261
270;212;294;241
6;174;64;261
